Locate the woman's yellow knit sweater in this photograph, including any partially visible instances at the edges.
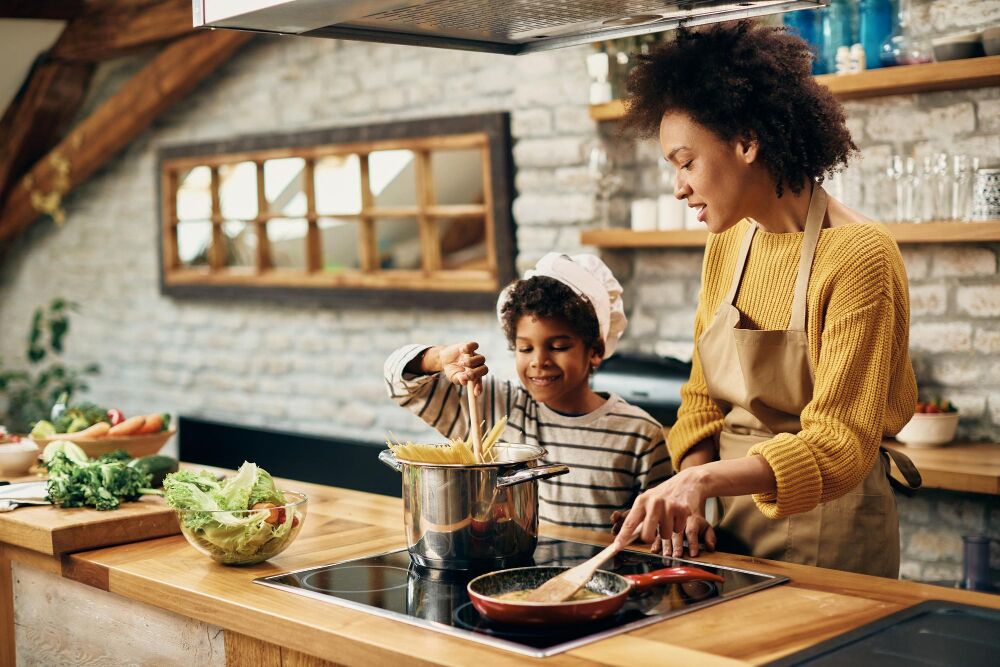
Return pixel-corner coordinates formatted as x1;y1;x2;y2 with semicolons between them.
668;219;917;519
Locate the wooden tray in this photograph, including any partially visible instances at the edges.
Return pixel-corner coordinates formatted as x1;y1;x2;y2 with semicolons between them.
33;429;176;458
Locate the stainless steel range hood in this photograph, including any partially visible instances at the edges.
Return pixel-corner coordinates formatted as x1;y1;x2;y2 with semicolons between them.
193;1;826;55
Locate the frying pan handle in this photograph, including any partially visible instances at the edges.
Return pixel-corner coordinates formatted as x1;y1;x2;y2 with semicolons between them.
496;464;569;488
378;449;403;473
624;566;725;593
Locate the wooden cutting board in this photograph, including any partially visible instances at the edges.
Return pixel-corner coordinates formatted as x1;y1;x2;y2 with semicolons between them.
0;473;179;556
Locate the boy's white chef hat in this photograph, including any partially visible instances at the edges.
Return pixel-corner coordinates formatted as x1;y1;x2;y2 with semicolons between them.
496;252;628;359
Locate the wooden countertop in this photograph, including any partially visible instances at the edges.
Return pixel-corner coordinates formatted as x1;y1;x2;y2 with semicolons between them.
13;473;993;667
0;473;179;555
884;440;1000;495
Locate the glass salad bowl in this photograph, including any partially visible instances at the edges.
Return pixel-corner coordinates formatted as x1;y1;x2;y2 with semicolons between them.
174;490;308;565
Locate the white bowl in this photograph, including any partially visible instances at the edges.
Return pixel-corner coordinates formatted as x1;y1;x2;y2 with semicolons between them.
895;412;960;448
0;439;41;474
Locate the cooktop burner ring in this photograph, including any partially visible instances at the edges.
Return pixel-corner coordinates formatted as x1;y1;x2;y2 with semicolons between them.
301;565;410;594
451;602;631;638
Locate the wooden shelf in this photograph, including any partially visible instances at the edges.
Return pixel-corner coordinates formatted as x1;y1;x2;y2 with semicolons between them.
581;220;1000;249
818;55;1000;101
884;441;1000;496
589;55;1000;120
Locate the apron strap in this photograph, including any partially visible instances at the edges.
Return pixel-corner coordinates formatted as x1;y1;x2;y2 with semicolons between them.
789;184;828;332
882;446;923;496
722;221;758;307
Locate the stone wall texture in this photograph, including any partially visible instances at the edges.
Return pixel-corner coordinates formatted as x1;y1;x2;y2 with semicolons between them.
1;0;997;583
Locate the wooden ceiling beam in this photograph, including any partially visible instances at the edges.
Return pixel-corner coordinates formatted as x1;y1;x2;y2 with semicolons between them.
50;0;195;61
0;29;252;245
0;59;94;205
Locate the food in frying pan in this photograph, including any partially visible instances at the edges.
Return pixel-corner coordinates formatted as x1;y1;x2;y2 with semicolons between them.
387;416;508;464
494;587;607;602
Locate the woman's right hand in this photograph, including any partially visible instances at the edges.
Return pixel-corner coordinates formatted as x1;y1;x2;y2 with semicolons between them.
438;341;489;396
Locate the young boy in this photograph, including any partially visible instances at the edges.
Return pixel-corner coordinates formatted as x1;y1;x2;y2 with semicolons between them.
384;253;671;530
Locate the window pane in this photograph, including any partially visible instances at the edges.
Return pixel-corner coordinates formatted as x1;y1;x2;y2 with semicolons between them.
375;217;421;270
176;166;212;220
264;158;307;216
318;217;361;272
176;220;212;266
315;155;362;215
267;218;308;269
439;218;487;270
222;220;256;269
431;149;484;205
370;150;416;207
219;162;258;220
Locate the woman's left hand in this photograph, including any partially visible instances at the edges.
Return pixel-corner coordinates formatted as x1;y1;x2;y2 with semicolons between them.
612;468;717;557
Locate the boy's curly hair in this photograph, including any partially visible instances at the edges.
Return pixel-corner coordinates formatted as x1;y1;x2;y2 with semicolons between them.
500;276;602;354
622;19;857;198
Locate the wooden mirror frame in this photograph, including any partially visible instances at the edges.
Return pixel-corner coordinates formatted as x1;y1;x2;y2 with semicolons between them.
157;113;515;309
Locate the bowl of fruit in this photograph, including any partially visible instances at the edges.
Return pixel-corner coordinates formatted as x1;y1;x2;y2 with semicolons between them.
895;399;960;448
30;402;175;458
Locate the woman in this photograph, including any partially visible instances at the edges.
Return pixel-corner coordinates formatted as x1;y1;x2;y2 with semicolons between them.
612;20;921;577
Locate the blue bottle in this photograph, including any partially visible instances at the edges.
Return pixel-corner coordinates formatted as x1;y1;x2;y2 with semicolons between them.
783;9;824;74
860;0;893;69
820;0;854;74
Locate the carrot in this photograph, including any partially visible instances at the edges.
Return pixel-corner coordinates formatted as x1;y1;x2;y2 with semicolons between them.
136;413;163;434
108;415;145;436
72;422;111;439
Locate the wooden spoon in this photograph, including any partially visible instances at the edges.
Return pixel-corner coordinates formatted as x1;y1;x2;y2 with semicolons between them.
525;529;641;603
467;379;483;462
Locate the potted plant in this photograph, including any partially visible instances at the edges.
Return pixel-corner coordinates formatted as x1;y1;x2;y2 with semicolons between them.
0;298;99;434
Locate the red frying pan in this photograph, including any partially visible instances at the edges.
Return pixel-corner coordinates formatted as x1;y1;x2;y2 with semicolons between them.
467;564;724;625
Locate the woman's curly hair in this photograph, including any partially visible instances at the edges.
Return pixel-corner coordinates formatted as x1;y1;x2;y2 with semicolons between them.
500;276;602;354
622;19;857;197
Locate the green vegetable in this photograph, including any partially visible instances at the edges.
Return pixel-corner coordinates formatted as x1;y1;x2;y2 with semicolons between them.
164;462;297;564
30;420;56;438
43;442;155;511
53;402;109;433
66;416;89;433
129;455;179;488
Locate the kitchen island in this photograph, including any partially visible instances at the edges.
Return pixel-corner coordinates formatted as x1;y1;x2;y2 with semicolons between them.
3;472;999;666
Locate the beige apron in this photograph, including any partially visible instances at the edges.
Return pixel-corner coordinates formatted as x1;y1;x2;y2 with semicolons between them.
697;185;919;578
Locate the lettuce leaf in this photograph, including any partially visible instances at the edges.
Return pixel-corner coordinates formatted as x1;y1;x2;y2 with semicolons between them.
163;462;297;563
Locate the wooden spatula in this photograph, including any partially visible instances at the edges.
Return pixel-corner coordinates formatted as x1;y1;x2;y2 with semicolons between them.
467;379;483;462
525;529;641;603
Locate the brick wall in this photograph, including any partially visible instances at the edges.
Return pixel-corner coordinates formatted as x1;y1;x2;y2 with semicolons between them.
1;0;997;582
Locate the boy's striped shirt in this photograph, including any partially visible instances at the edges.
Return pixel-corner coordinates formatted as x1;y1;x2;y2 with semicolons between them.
385;344;672;530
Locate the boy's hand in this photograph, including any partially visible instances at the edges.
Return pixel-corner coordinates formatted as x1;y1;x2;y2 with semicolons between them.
439;341;489;396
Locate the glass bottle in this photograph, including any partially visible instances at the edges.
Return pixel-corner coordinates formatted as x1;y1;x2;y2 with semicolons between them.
784;8;824;74
880;0;933;66
859;0;893;70
820;0;855;75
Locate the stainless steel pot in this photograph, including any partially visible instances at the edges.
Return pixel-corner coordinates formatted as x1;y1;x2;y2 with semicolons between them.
378;443;568;570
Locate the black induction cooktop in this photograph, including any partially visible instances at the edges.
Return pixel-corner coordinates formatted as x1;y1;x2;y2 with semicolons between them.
255;538;788;657
765;600;1000;667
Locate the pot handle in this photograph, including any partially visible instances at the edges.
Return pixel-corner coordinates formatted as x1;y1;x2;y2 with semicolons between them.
378;449;403;473
624;566;725;593
496;463;569;488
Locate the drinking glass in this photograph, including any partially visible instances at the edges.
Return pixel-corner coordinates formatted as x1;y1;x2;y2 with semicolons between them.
588;144;622;228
